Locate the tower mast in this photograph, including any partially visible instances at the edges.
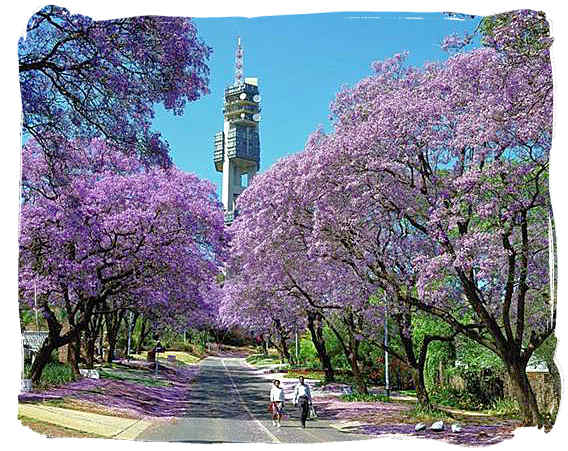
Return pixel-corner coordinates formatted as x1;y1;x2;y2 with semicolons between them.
235;36;243;85
213;37;261;224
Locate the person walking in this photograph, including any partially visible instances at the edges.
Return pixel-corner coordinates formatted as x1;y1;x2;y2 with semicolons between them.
269;379;285;427
293;376;312;428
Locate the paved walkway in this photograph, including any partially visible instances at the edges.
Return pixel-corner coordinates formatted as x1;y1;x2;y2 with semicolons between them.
139;356;370;443
18;404;151;439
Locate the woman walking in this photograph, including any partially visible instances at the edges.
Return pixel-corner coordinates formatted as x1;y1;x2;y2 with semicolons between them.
270;379;285;427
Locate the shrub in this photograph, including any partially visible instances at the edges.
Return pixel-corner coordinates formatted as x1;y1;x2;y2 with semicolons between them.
487;398;520;417
429;385;485;411
23;362;75;389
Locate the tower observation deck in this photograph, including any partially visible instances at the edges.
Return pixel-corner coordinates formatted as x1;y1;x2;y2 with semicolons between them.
214;37;261;224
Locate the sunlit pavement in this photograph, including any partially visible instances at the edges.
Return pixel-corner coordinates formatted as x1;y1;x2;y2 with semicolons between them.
138;356;370;443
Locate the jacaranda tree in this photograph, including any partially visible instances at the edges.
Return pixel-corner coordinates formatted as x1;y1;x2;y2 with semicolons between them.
19;5;211;165
20;139;227;382
309;10;553;426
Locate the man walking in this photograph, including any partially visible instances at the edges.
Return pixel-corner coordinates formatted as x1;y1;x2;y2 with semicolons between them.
293;376;312;428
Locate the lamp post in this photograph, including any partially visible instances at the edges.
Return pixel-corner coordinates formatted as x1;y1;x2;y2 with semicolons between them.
295;329;299;365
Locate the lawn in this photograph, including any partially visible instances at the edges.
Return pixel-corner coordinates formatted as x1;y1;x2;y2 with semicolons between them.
245;353;283;367
283;369;324;381
19;415;104;439
130;350;201;365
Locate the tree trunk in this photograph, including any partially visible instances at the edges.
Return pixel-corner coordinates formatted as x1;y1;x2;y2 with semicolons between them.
306;312;334;382
84;312;103;369
350;352;368;394
68;330;81;377
136;318;148;354
506;360;542;426
326;317;367;393
412;366;431;409
125;311;138;356
105;309;126;363
30;340;56;384
547;359;561;421
85;335;97;369
279;338;293;365
349;338;368;394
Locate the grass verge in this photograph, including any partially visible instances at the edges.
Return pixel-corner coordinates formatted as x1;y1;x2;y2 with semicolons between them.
283;370;324;380
131;351;200;366
19;415;104;438
245;353;282;367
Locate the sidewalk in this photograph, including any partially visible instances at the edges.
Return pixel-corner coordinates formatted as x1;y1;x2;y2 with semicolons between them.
19;404;152;439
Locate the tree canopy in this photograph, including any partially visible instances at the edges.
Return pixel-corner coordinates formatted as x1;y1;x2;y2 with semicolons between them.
19;5;211;164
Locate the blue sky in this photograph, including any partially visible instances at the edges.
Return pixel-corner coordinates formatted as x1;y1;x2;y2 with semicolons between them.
152;12;481;194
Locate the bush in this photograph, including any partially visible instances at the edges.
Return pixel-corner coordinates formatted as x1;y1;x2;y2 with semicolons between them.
23;362;75;389
298;337;320;368
429;385;485;411
487;398;520;417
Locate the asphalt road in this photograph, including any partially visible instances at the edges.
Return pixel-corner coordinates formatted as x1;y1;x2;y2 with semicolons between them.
138;356;368;443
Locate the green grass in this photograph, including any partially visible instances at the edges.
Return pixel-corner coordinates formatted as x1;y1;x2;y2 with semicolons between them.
283;370;324;381
485;398;520;418
404;404;454;422
19;415;105;439
245;353;282;367
131;350;200;366
398;389;417;397
340;393;391;402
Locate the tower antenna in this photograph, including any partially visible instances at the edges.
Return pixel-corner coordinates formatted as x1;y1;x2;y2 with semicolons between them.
235;36;243;85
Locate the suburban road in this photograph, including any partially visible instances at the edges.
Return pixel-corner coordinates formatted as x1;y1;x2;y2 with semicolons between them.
139;356;368;443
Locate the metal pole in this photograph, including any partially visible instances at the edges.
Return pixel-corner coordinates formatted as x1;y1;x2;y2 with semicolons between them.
384;302;390;398
295;330;299;365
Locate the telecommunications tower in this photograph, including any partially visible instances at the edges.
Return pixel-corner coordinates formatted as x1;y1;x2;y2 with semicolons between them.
213;37;261;224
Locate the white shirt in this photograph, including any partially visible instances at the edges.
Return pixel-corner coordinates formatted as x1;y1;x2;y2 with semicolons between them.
270;386;285;402
293;383;312;403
